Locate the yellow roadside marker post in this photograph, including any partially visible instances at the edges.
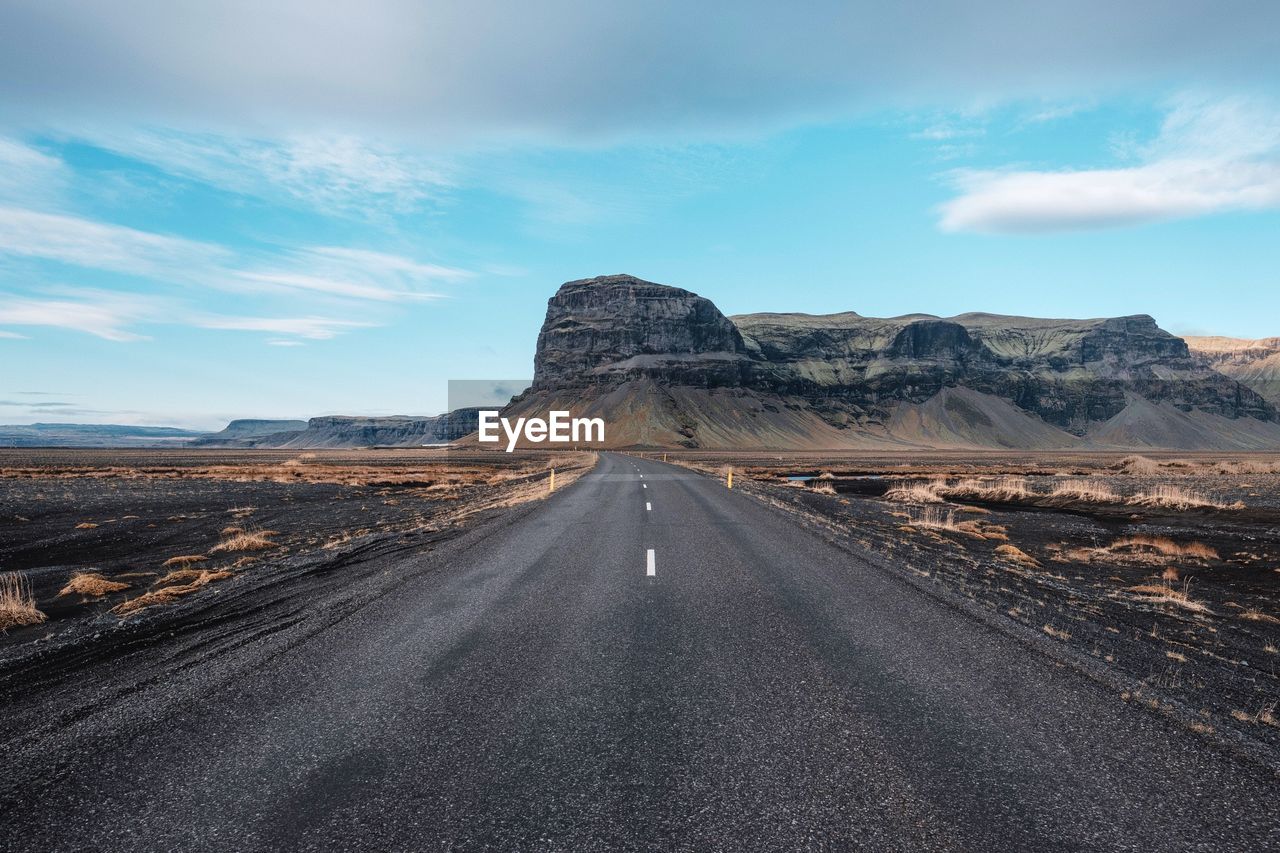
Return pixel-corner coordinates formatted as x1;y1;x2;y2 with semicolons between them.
727;467;733;489
550;468;556;492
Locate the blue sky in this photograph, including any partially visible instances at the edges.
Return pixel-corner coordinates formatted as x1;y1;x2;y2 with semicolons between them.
1;2;1278;428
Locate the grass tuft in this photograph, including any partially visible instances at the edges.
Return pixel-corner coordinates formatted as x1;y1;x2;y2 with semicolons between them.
58;572;130;598
210;529;279;553
0;572;47;631
113;570;234;616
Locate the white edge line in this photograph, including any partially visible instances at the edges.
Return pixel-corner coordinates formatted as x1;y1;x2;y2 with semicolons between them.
646;548;656;577
646;502;652;511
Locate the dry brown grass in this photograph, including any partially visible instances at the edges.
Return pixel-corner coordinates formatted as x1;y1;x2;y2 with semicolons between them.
995;544;1040;567
113;570;234;616
1117;455;1162;476
162;554;208;568
1042;624;1071;640
1110;536;1219;561
943;476;1032;502
58;572;130;598
1049;479;1119;503
1241;608;1280;625
74;521;99;529
1125;580;1209;613
0;572;46;631
883;480;945;503
1126;485;1231;511
810;482;837;495
210;529;279;553
908;506;960;531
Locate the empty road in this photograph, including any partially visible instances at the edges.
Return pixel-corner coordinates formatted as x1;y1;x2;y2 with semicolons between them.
2;453;1277;850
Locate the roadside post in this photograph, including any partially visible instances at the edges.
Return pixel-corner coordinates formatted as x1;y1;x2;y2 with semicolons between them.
727;467;733;489
550;468;556;492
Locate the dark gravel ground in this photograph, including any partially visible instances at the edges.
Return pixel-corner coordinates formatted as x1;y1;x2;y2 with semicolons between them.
1;453;1277;851
692;452;1280;758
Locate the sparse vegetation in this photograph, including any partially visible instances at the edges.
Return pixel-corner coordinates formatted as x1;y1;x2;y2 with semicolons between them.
162;554;208;568
1042;624;1071;640
995;544;1039;567
907;506;959;531
1049;479;1118;502
0;572;46;631
883;480;945;503
210;529;279;553
113;570;234;616
74;521;99;529
58;572;130;598
944;476;1031;502
1127;485;1232;511
1125;580;1209;613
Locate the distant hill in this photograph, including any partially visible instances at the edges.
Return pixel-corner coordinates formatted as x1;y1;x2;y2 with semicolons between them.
196;410;483;448
505;274;1280;450
1184;336;1280;406
0;423;207;448
191;419;308;447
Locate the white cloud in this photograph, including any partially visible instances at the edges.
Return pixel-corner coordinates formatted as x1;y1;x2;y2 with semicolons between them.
938;95;1280;233
0;329;28;338
2;2;1276;142
0;291;159;341
232;246;470;302
0;205;471;334
0;206;228;277
196;315;374;340
79;129;450;216
0;138;67;204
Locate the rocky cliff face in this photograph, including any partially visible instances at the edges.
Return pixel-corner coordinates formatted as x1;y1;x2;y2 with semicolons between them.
1185;336;1280;406
203;410;482;449
517;274;1279;449
533;275;752;390
192;419;307;446
735;310;1272;433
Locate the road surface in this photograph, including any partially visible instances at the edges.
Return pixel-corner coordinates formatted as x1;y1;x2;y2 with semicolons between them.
2;453;1277;850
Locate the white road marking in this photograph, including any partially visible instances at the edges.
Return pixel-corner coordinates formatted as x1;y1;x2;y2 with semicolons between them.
646;548;656;577
646;502;652;511
642;484;647;489
639;474;643;479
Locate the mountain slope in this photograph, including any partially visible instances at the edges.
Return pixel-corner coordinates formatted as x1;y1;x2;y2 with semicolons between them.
513;274;1278;450
1184;336;1280;406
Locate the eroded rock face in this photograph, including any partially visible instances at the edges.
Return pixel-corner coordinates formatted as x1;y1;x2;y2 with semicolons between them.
736;310;1274;432
532;275;752;390
524;275;1276;441
1185;336;1280;406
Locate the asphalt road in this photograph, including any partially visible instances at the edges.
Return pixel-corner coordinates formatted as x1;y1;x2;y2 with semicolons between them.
3;453;1278;851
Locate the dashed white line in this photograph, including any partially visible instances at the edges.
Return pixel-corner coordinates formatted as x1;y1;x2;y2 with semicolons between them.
646;548;656;577
646;502;652;511
642;483;647;489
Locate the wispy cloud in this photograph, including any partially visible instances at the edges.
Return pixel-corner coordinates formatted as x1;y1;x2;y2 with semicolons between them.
0;289;377;343
938;94;1280;233
0;139;68;204
0;206;228;277
0;291;159;341
81;129;450;217
195;315;375;340
0;205;471;339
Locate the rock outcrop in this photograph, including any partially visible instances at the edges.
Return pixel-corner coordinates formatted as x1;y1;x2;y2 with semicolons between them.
513;274;1280;450
204;410;482;449
1185;336;1280;406
192;419;307;446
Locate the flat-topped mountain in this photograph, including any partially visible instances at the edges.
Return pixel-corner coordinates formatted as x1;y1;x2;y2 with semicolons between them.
512;274;1280;449
1185;336;1280;406
197;410;483;449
